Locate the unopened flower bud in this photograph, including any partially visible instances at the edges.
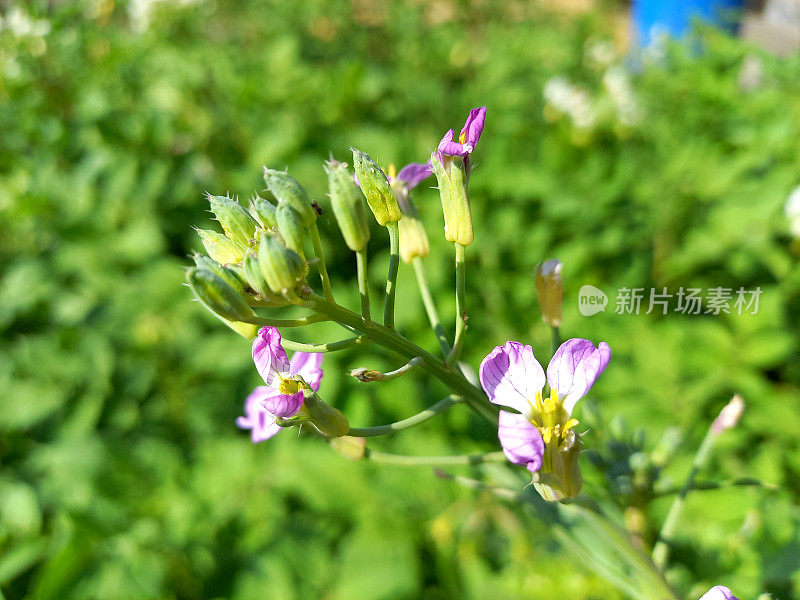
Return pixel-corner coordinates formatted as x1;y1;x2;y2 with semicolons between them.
711;394;745;434
207;194;260;248
351;148;401;225
276;202;307;256
241;253;286;305
263;168;317;227
430;153;473;245
301;393;350;437
193;254;246;296
196;228;246;265
535;259;564;327
258;233;306;295
325;159;370;252
249;195;278;229
399;215;430;263
186;267;256;323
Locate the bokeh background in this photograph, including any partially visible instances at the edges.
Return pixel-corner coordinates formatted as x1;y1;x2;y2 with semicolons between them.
2;0;800;598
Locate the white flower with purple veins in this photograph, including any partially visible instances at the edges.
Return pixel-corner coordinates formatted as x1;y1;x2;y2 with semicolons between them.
236;327;323;443
700;586;739;600
480;338;610;500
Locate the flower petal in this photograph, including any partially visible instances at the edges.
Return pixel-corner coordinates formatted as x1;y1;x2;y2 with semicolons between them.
479;341;545;414
498;410;544;472
252;326;290;386
396;162;433;190
699;587;739;600
289;351;324;391
236;386;283;443
547;339;611;415
460;107;486;148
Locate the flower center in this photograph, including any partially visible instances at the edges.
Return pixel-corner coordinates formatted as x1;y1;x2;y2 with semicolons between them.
530;387;579;447
278;377;300;395
458;130;467;144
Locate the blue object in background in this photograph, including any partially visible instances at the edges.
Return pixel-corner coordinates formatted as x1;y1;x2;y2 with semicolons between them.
631;0;747;47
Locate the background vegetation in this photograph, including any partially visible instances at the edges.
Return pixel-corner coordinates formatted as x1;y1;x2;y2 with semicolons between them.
1;0;799;598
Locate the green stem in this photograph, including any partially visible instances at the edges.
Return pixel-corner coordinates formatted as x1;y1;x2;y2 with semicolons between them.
412;256;451;356
364;449;507;466
281;335;369;353
307;294;498;425
348;395;461;437
550;325;560;357
384;221;400;328
309;221;335;302
356;248;371;324
446;243;467;367
652;427;720;570
246;314;330;328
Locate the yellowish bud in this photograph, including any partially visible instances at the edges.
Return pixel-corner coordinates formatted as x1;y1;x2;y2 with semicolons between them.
430;154;473;246
535;259;563;327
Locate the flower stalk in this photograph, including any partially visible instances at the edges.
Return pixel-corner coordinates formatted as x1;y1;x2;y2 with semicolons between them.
384;221;400;328
347;394;460;437
446;243;467;367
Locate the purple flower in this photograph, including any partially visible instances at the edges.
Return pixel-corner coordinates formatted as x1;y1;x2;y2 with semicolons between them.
700;587;739;600
437;107;486;162
395;162;433;190
236;326;323;443
479;338;610;474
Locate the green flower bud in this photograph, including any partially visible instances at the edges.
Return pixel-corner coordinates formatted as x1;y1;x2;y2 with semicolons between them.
430;154;473;246
196;228;246;265
249;194;278;229
535;259;563;328
263;168;316;227
193;254;245;296
325;160;370;252
207;194;260;248
399;214;429;264
258;233;306;295
301;393;350;438
276;202;307;256
351;148;401;225
186;267;256;323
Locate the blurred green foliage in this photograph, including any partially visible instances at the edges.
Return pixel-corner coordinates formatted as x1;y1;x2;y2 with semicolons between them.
1;0;799;598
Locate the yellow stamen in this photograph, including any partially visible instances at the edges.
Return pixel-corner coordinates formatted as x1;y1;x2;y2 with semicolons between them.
278;377;300;395
387;163;397;181
458;130;467;144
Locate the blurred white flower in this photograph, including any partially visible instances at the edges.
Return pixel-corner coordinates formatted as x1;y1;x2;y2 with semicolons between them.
603;66;643;126
128;0;206;33
785;185;800;237
584;39;616;68
544;76;597;130
0;6;51;38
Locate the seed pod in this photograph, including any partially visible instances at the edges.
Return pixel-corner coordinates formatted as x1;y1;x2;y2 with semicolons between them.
276;202;306;256
263;168;316;226
430;154;473;246
249;195;278;229
186;267;255;323
196;229;246;265
258;233;306;295
351;149;401;226
207;194;260;248
325;160;370;252
193;254;246;295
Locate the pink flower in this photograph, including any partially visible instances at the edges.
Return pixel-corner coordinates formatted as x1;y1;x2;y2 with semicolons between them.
479;339;610;474
236;327;323;443
437;107;487;162
700;586;739;600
